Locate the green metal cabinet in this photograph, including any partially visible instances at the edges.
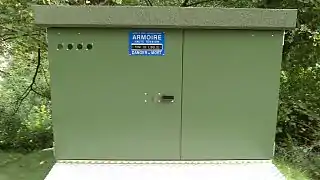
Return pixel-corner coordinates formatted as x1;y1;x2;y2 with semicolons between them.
34;6;297;161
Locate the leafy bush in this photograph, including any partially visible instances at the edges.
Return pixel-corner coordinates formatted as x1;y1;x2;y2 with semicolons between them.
274;9;320;178
0;104;53;153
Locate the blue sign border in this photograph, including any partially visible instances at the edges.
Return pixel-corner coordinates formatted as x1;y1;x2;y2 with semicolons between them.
128;31;165;56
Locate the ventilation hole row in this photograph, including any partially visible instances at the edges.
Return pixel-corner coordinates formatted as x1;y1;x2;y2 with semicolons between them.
57;43;93;50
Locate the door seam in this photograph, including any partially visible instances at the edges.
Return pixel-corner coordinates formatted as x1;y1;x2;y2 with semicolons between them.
179;29;185;160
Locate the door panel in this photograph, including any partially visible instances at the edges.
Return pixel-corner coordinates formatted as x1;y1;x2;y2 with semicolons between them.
48;28;183;160
181;30;283;160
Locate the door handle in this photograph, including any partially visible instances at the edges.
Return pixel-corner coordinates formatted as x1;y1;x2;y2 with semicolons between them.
160;95;175;102
154;93;175;103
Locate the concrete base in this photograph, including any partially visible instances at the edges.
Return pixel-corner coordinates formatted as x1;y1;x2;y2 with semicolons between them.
44;160;285;180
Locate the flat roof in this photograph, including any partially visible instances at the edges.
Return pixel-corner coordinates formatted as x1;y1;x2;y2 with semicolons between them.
32;5;297;30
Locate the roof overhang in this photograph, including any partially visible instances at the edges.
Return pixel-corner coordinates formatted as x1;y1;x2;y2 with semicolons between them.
33;5;297;30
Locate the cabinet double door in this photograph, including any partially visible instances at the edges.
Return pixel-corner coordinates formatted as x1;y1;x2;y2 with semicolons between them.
52;28;282;160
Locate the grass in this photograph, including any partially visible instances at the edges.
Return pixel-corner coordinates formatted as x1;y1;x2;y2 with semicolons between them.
0;150;311;180
274;160;310;180
0;150;54;180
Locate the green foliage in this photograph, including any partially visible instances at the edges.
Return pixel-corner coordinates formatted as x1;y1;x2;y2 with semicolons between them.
0;0;52;152
0;104;53;152
275;145;320;179
275;5;320;179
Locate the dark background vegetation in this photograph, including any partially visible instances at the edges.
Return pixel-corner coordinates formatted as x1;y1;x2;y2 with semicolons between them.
0;0;319;179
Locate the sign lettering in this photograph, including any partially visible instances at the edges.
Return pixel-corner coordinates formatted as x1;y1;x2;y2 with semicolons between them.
129;32;165;56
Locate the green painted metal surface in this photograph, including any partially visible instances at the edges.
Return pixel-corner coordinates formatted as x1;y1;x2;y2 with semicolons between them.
48;28;183;160
49;28;284;160
181;30;283;160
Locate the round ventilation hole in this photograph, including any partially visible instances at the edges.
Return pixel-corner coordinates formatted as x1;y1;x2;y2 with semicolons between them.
77;44;83;50
57;44;63;50
67;44;73;50
86;43;93;50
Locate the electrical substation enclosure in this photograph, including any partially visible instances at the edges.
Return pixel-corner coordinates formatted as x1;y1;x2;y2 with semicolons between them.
33;5;297;180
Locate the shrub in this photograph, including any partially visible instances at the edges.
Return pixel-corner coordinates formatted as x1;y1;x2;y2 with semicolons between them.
0;104;53;153
275;143;320;179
